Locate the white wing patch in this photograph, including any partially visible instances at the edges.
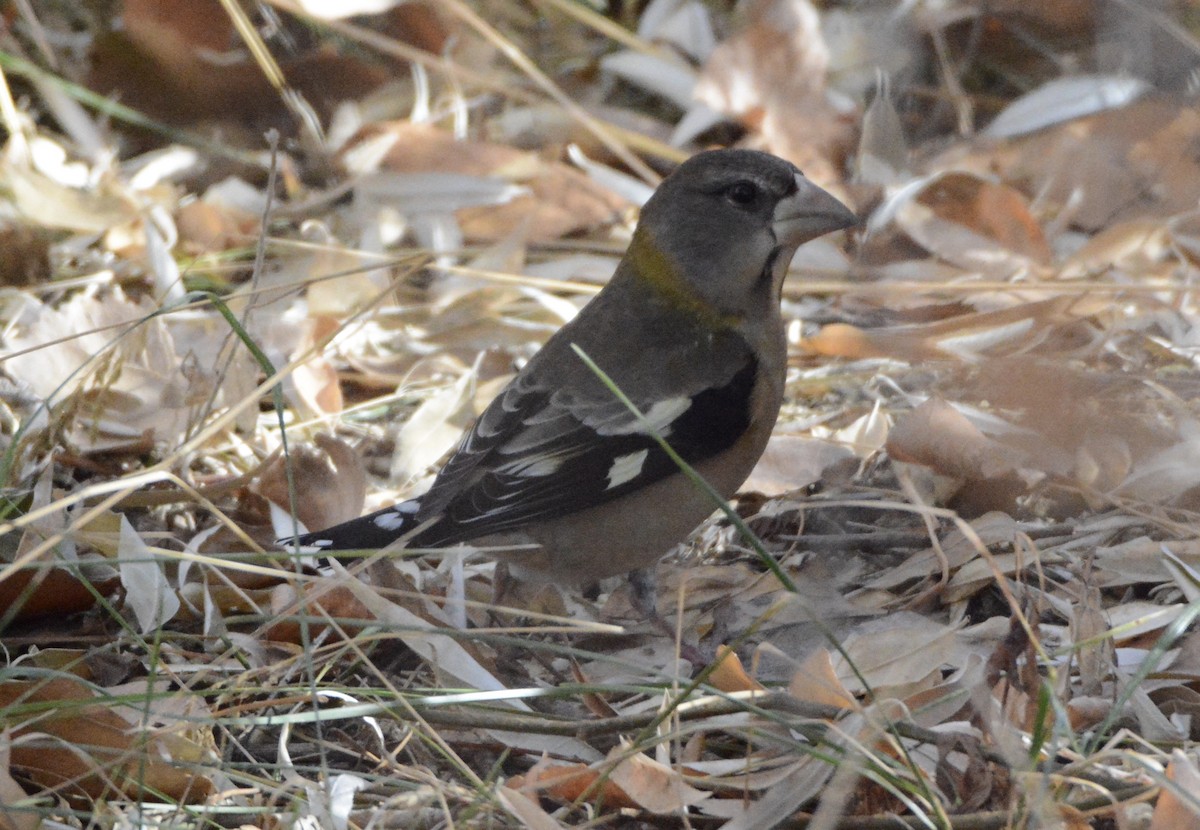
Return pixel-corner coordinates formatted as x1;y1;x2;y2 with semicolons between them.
497;454;564;477
373;500;419;531
606;449;649;490
597;396;692;436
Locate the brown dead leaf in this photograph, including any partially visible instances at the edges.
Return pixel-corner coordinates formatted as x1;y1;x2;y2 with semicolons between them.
914;171;1050;263
570;660;620;718
788;647;855;709
801;322;890;360
510;746;710;814
606;742;711;813
0;223;52;287
933;730;996;813
175;198;258;253
175;583;274;621
902;668;978;728
0;677;214;802
709;646;764;693
694;0;852;186
497;784;568;830
289;318;344;418
1060;218;1171;278
870;170;1049;276
967;355;1177;494
256;433;367;534
89;0;395;128
1072;581;1112;697
803;298;1094;364
887;397;1019;481
976;97;1200;232
1066;696;1112;732
347;123;627;242
867;512;1017;592
833;613;959;697
986;617;1050;736
0;734;40;830
743;435;853;496
0;566;115;625
1150;688;1200;740
263;582;378;643
1150;750;1200;830
509;758;636;809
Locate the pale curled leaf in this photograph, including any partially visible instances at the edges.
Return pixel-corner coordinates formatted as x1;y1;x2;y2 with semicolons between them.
600;51;698;110
605;743;711;813
985;74;1150;138
118;515;180;633
638;0;716;60
0;730;40;830
743;435;853;496
831;612;958;695
391;364;478;483
497;785;569;830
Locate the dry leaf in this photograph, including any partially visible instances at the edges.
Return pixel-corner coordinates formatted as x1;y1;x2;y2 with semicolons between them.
788;647;855;709
497;784;569;830
0;677;214;802
0;567;111;624
1072;582;1112;697
694;0;850;184
0;734;41;830
510;758;635;809
709;646;764;693
289;317;345;418
989;98;1200;231
263;582;378;643
743;435;853;495
345;123;627;242
175;197;258;253
1066;696;1112;732
873;170;1049;275
117;514;180;633
832;612;959;696
606;744;711;813
802;297;1091;364
89;0;391;127
887;397;1019;481
257;433;367;534
1149;750;1200;830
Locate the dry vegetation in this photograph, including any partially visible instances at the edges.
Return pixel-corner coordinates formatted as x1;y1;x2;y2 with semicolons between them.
4;0;1200;827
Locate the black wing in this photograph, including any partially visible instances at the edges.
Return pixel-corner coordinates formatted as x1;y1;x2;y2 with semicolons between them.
408;347;758;546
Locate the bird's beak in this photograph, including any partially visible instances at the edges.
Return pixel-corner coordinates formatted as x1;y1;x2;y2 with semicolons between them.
773;174;858;246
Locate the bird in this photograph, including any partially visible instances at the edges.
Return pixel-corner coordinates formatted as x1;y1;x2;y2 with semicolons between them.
284;148;856;610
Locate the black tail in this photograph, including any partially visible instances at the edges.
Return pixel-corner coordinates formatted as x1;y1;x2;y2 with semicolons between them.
280;498;424;553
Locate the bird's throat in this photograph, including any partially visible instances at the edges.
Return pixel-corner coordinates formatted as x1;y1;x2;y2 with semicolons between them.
626;232;742;329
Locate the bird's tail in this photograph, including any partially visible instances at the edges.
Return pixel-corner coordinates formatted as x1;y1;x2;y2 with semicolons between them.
279;499;425;555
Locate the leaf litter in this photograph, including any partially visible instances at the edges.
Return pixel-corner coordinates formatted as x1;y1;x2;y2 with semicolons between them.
4;1;1200;828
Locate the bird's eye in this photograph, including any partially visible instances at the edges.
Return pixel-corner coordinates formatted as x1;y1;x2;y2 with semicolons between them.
726;181;759;206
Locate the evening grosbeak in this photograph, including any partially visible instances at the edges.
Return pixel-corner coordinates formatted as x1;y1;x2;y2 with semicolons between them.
285;149;856;594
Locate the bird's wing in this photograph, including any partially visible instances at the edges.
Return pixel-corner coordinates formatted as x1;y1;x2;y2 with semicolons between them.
411;340;759;545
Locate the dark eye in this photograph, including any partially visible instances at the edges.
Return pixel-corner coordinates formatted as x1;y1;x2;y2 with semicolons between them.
726;181;759;206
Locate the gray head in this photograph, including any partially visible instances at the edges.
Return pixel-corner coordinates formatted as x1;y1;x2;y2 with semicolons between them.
627;149;856;321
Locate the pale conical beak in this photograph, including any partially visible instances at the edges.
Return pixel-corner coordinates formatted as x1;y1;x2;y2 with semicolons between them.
773;173;858;246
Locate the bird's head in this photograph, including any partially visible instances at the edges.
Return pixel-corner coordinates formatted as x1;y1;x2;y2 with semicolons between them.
627;149;857;324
